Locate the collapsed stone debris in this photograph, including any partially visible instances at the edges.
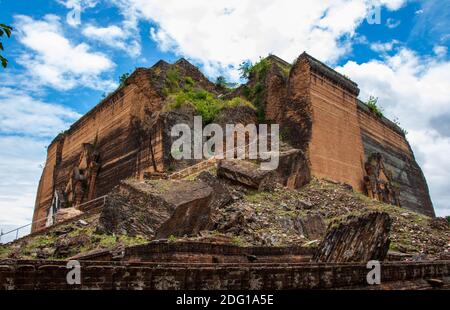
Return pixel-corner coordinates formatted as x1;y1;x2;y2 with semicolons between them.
312;212;392;263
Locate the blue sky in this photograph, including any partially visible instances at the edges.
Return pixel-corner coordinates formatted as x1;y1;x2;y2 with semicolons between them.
0;0;449;238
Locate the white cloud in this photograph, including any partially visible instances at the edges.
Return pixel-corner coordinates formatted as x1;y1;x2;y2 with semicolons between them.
370;39;400;53
0;136;47;228
14;14;116;91
0;88;80;234
0;87;80;137
386;17;401;28
408;129;450;217
433;45;448;58
112;0;406;80
378;0;405;10
336;49;450;216
82;24;141;57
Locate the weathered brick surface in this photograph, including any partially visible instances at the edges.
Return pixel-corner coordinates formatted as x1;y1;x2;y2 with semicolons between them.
0;259;448;290
33;69;165;232
308;70;366;192
358;103;434;216
72;241;314;264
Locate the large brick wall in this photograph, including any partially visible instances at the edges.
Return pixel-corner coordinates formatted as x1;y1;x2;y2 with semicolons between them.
0;259;448;290
32;69;165;231
357;102;434;217
308;70;365;192
277;53;434;216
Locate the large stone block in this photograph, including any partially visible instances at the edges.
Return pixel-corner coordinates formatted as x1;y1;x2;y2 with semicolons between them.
274;148;310;189
295;214;326;240
217;160;276;191
196;171;233;210
97;179;213;238
312;212;392;263
156;180;213;238
55;207;83;224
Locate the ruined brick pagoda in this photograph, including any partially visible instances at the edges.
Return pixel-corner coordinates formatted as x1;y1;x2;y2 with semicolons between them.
32;52;435;232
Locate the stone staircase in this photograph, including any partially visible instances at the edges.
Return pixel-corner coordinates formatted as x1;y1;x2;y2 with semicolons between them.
168;156;219;180
168;140;259;180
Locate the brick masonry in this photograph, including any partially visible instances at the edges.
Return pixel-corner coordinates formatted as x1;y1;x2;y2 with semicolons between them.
71;241;315;264
32;69;166;231
0;259;448;290
357;102;434;216
279;53;434;216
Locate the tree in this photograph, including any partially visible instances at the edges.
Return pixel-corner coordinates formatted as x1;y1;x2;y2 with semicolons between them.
0;23;13;69
238;60;252;79
215;75;227;89
119;72;130;85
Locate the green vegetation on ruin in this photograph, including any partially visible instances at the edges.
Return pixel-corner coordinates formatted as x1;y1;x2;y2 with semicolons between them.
366;96;384;118
119;72;130;85
0;214;149;260
1;177;448;259
168;235;178;242
162;66;255;123
240;58;271;122
167;89;255;124
240;56;291;123
392;117;409;136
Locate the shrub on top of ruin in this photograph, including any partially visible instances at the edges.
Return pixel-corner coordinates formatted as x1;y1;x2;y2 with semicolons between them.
366;96;383;118
119;72;130;85
165;67;181;92
215;75;227;89
167;88;255;124
250;57;271;80
240;57;273;123
225;97;256;110
246;81;266;123
231;236;244;247
239;60;252;79
393;117;408;136
184;76;195;87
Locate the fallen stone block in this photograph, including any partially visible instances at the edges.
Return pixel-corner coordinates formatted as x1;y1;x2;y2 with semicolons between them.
295;214;326;240
274;148;310;189
217;160;275;191
156;180;213;238
312;212;392;263
97;179;213;239
196;171;233;210
55;207;83;224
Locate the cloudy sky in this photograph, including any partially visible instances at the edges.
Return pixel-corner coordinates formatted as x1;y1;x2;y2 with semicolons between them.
0;0;449;238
